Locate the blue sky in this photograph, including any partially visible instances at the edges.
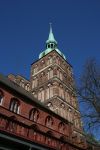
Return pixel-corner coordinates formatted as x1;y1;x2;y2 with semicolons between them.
0;0;100;139
0;0;100;79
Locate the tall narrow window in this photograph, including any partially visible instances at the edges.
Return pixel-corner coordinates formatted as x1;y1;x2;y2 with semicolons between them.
68;108;73;122
59;72;63;80
47;68;53;80
45;116;53;128
59;85;64;99
58;122;65;133
32;77;38;88
56;57;60;65
41;60;45;69
0;90;4;105
60;103;66;118
32;65;38;75
9;98;20;114
38;88;44;102
45;84;53;100
29;108;39;122
47;56;52;65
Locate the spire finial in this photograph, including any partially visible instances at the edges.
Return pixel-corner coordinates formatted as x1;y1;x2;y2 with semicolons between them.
39;25;66;60
49;22;52;33
46;23;57;44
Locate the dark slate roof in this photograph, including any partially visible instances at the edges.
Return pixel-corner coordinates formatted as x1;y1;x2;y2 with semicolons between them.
0;73;69;124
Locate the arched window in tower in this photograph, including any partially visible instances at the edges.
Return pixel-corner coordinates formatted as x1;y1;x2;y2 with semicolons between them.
45;116;53;128
57;68;60;78
29;108;39;122
47;68;53;80
56;69;63;80
32;77;38;89
68;108;73;122
59;84;64;99
74;113;81;129
46;86;49;100
65;90;70;103
41;60;45;69
32;65;38;75
60;103;66;118
58;122;65;133
47;56;52;65
74;113;78;127
38;88;44;102
46;84;53;100
59;71;63;80
0;90;4;106
40;72;45;83
56;56;60;65
9;98;20;114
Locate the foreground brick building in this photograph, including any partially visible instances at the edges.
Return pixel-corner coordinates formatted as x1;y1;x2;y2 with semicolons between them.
0;26;87;150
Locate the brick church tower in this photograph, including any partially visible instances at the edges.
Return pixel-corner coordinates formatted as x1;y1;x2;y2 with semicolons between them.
0;25;88;150
30;25;83;136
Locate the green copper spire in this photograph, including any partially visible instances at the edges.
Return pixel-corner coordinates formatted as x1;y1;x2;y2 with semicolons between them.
46;23;57;45
39;24;66;60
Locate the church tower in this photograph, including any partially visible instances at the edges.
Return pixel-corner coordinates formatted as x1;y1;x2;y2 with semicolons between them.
30;25;83;135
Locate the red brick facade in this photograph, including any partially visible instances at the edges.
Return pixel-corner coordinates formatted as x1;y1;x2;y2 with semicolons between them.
0;73;87;150
0;27;88;150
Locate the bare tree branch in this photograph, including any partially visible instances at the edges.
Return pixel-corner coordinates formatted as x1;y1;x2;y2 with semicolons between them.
77;58;100;140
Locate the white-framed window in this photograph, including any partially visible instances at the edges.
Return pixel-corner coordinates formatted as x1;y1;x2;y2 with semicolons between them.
9;98;20;114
